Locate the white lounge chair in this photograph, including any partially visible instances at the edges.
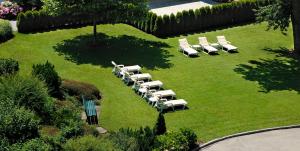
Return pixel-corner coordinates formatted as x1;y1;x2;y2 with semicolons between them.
145;90;176;106
111;61;141;77
217;36;238;52
156;99;187;111
123;72;151;85
179;38;199;57
198;37;218;54
133;80;163;96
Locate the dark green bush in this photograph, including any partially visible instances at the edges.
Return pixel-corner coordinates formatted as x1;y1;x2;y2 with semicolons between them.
53;100;84;139
0;58;19;76
153;113;166;136
61;79;101;101
61;120;84;139
0;98;39;144
0;19;13;42
0;76;55;124
180;128;198;149
32;61;62;98
154;131;189;151
18;138;51;151
111;127;155;151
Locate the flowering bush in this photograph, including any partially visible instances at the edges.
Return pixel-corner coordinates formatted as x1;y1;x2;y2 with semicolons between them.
0;1;23;19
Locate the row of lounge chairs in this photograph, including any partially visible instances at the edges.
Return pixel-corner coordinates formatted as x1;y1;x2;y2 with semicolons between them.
112;61;187;112
179;36;238;57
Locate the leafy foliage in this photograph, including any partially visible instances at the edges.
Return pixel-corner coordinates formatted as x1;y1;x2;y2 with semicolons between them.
32;61;62;98
154;131;189;151
0;76;55;124
110;127;155;151
63;135;118;151
0;98;39;144
0;58;19;76
17;138;51;151
0;19;13;42
256;0;291;32
153;113;166;136
180;128;198;149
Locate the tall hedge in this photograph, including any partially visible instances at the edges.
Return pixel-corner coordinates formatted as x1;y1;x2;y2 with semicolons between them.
133;0;270;36
16;0;270;36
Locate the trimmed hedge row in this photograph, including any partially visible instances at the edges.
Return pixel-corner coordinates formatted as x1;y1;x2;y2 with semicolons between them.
17;0;270;36
17;11;104;33
130;0;271;36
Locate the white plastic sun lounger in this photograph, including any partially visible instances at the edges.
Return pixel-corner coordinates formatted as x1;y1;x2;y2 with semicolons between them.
198;37;218;54
179;38;199;57
123;72;151;85
156;99;187;111
136;80;163;96
146;90;176;106
111;61;141;77
217;36;238;52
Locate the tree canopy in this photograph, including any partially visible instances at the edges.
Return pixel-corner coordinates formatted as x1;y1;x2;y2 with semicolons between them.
256;0;300;52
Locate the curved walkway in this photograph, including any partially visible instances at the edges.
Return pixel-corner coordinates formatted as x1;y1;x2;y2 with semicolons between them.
201;128;300;151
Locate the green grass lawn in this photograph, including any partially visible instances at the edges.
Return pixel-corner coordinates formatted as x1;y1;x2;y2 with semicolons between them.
1;23;300;142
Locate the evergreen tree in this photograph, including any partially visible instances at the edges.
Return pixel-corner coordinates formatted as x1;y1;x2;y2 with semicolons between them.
153;113;166;135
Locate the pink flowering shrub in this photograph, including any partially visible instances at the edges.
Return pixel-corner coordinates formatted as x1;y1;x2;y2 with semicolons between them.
0;1;23;19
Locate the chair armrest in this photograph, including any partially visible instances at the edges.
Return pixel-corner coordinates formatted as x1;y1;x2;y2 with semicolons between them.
159;98;168;102
149;89;157;93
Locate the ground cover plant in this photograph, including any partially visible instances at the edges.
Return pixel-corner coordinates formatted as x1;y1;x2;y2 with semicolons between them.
0;22;299;142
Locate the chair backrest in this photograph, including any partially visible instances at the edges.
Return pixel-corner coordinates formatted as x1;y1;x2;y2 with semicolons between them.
198;37;209;46
111;61;117;67
179;38;189;48
217;36;228;45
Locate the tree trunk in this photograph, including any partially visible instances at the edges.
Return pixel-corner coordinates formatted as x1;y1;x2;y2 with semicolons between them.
291;0;300;53
93;15;97;43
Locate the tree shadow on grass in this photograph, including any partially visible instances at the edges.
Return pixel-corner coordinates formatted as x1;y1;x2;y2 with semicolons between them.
234;47;300;93
54;33;173;70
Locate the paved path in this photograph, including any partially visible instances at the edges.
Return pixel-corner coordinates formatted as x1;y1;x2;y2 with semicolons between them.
149;0;217;16
201;128;300;151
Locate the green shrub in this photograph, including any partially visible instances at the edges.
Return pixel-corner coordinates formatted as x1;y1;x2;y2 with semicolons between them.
61;79;101;101
63;135;118;151
53;100;84;139
19;139;51;151
32;61;62;98
154;131;189;151
0;76;55;124
0;98;39;144
0;19;13;42
0;58;19;76
180;128;198;149
61;120;84;139
110;127;155;151
153;113;166;136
